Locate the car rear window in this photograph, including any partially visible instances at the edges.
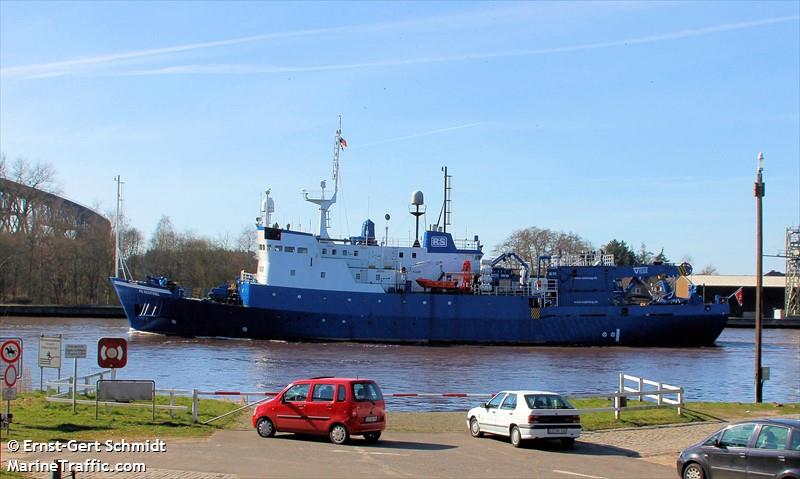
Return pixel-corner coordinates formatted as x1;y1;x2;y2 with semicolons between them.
755;425;789;450
352;382;382;401
791;430;800;451
524;394;573;409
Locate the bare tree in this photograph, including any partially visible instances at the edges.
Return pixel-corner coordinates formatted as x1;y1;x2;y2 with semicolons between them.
494;227;593;266
698;264;719;275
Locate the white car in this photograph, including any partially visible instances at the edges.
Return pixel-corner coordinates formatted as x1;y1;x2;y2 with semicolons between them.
466;390;581;448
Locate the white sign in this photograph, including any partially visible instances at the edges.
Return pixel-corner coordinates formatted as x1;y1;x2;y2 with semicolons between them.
431;236;448;247
39;336;62;369
64;344;87;359
2;386;16;400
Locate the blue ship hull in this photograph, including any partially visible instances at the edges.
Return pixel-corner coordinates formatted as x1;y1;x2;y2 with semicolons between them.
111;278;728;346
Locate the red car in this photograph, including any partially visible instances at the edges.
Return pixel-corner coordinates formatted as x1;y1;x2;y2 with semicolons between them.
252;377;386;444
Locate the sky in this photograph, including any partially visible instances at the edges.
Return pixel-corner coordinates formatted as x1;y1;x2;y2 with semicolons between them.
1;1;798;275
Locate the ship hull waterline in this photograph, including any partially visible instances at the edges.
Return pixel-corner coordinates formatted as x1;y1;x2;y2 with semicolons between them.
112;278;728;347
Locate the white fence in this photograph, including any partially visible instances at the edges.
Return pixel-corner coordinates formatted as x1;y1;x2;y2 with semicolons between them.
567;373;684;419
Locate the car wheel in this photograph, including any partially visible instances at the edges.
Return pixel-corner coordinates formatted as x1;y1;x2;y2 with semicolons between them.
329;424;349;445
469;418;483;438
510;426;523;448
256;417;275;438
363;431;381;443
561;437;575;448
682;463;705;479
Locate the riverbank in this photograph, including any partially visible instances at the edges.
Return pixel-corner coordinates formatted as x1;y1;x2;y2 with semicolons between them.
4;393;798;443
0;304;124;318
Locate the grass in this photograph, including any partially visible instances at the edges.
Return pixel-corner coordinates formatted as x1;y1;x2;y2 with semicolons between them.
386;399;800;433
0;391;247;444
3;393;797;441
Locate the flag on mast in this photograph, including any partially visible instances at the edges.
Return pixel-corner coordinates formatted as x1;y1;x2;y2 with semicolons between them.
339;137;348;148
728;287;744;307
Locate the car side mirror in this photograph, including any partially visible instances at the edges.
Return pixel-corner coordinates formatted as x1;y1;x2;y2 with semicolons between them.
483;402;490;409
713;438;725;448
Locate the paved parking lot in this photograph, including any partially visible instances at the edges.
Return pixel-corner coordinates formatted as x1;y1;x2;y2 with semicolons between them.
6;428;682;479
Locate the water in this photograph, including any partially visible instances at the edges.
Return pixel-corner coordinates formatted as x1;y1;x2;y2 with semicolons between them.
2;316;798;411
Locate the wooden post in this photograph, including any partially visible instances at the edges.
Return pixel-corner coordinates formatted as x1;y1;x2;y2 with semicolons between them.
638;377;644;402
192;389;199;423
71;358;78;414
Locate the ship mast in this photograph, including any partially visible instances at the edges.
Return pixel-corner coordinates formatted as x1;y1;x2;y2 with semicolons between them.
304;117;344;239
113;175;126;279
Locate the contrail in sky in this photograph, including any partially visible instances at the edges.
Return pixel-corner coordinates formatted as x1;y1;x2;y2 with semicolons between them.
0;4;553;77
2;15;797;79
104;15;800;77
352;123;482;149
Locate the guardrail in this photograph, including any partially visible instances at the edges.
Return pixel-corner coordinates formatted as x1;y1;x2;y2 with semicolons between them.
43;370;682;424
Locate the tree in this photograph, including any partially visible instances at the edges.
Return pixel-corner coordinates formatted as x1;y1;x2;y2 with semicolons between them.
494;227;593;266
698;264;718;275
653;248;669;264
603;239;637;266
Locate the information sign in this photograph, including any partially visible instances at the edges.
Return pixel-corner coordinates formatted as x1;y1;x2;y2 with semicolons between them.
39;336;62;369
64;344;87;359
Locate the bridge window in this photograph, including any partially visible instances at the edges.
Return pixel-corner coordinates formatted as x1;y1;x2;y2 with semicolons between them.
332;249;337;255
412;252;417;259
356;273;361;280
285;246;295;253
399;252;404;258
321;272;326;279
290;270;296;276
375;274;381;281
298;247;308;254
353;251;359;257
342;250;348;256
274;246;283;252
322;248;327;255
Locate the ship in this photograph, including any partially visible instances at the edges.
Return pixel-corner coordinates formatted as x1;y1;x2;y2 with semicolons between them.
111;125;729;346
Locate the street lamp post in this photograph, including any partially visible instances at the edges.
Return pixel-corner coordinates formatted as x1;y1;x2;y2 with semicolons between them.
754;152;765;403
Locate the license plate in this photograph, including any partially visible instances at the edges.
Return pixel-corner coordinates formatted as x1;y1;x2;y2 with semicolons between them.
548;428;567;434
364;416;378;423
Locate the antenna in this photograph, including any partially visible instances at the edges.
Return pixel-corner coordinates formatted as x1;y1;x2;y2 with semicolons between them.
304;118;346;239
409;191;425;247
434;167;452;233
384;213;390;246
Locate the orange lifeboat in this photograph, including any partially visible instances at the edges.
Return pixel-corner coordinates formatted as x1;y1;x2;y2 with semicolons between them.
416;278;458;290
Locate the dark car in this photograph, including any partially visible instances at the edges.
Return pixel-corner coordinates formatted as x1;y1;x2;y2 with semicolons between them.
677;418;800;479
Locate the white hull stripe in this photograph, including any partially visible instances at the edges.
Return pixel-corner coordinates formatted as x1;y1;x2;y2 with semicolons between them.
113;280;171;295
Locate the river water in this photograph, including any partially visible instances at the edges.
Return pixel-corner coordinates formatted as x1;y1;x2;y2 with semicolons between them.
1;317;798;411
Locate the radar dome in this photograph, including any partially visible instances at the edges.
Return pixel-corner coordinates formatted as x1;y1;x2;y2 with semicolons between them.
410;190;424;205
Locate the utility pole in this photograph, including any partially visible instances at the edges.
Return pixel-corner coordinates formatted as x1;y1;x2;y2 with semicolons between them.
754;152;765;403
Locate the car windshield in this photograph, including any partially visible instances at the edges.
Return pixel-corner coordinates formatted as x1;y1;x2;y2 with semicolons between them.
352;382;382;401
524;394;573;409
